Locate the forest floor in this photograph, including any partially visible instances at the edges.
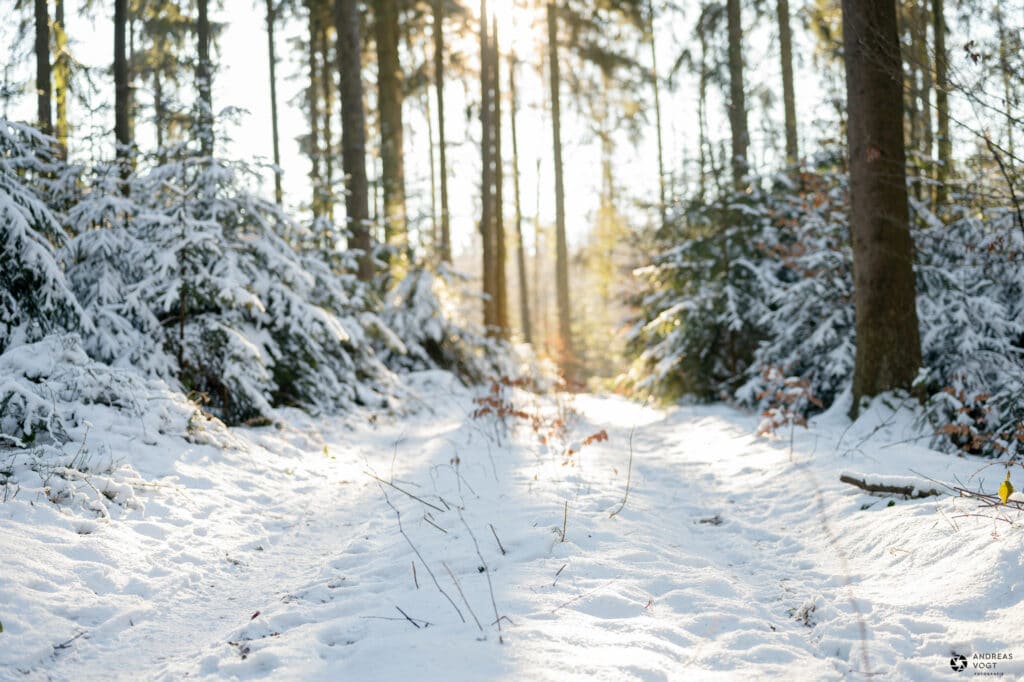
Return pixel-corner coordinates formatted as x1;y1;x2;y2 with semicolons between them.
2;370;1023;681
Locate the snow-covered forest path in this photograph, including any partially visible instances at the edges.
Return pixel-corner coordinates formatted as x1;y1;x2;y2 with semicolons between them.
4;372;1023;680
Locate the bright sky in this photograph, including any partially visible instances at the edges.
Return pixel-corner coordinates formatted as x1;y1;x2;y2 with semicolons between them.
1;0;837;256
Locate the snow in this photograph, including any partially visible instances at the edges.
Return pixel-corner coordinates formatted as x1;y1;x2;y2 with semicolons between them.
2;374;1023;680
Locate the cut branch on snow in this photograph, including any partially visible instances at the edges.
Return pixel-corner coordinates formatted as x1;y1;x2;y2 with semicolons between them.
839;473;941;499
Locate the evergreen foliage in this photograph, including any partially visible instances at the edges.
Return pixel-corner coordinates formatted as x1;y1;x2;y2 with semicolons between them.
628;158;1024;458
1;122;500;455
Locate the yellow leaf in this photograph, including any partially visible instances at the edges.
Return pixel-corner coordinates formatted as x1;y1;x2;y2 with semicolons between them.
998;472;1014;505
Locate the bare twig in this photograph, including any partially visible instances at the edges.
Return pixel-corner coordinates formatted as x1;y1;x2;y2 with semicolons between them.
610;407;643;517
489;523;507;555
460;513;504;643
442;561;484;631
552;563;567;587
395;605;421;629
379;488;465;623
984;133;1024;238
560;500;568;542
366;471;446;513
422;514;448;534
551;579;617;613
412;561;419;589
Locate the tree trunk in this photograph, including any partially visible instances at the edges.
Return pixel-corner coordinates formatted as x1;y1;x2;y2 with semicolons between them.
35;0;51;135
479;0;497;330
777;0;798;164
335;0;374;281
492;20;508;337
319;19;334;220
374;0;406;257
115;0;131;173
154;71;165;159
425;90;438;252
509;55;532;344
725;0;749;189
841;0;922;416
432;0;451;263
917;1;933;195
548;2;574;372
993;5;1015;163
932;0;950;205
266;0;283;205
196;0;213;156
307;2;323;217
697;17;708;201
646;0;666;230
54;0;67;156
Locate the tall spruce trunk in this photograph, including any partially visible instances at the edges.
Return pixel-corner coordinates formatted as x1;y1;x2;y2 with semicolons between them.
547;2;574;373
932;0;950;205
35;0;51;135
725;0;749;189
54;0;68;156
432;0;451;263
196;0;213;156
509;55;532;344
374;0;407;256
115;0;131;173
335;0;374;281
319;20;335;220
307;3;323;216
492;21;508;337
646;0;666;230
993;5;1015;163
777;0;798;164
479;0;497;330
841;0;922;416
266;0;283;205
425;91;438;251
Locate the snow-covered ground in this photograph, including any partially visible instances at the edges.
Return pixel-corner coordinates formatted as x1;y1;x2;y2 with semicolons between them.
2;372;1023;680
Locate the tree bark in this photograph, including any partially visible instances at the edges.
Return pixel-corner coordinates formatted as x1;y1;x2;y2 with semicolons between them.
307;2;323;217
993;5;1015;163
154;71;165;157
777;0;798;164
932;0;950;205
54;0;67;156
319;18;334;220
115;0;131;173
335;0;374;281
547;3;574;372
266;0;283;205
646;0;666;230
374;0;407;256
479;0;497;330
432;0;451;263
492;20;508;337
725;0;749;189
841;0;922;416
35;0;51;136
509;55;532;344
196;0;213;156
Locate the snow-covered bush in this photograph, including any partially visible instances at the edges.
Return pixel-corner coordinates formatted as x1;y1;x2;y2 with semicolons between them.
627;160;1024;458
915;203;1024;457
1;116;509;493
381;267;506;385
625;187;770;401
0;122;84;353
735;170;855;412
62;157;406;423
